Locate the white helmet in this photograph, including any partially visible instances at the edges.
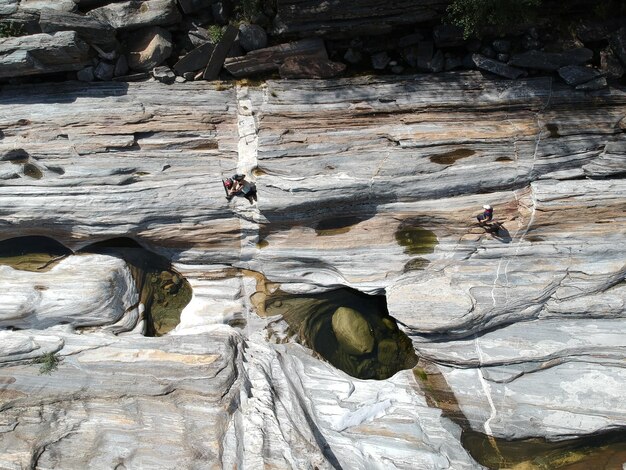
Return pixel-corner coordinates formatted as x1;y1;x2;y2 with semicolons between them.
483;204;492;210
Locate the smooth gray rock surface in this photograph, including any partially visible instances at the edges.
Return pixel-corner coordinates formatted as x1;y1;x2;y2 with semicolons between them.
0;73;624;467
38;9;115;45
558;64;604;86
173;41;213;74
223;38;327;78
472;53;526;79
0;31;90;78
87;0;181;30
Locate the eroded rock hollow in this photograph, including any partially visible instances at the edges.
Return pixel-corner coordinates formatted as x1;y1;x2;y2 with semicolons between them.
0;73;625;469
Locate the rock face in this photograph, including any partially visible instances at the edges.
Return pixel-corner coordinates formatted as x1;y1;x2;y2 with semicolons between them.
38;9;116;45
224;37;328;77
87;0;181;30
0;73;625;467
126;26;172;71
273;0;449;36
0;254;138;329
0;31;90;78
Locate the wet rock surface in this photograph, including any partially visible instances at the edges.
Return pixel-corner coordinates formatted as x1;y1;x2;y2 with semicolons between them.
0;73;624;468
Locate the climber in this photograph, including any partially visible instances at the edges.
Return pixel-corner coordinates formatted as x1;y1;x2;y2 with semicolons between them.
476;204;493;224
224;174;257;204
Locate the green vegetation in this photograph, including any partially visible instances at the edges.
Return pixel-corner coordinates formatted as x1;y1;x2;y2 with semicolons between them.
207;24;225;43
148;270;192;336
33;352;60;375
0;21;25;38
395;226;438;255
446;0;542;39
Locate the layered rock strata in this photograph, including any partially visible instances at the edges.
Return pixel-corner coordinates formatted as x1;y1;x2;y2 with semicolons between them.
0;73;625;468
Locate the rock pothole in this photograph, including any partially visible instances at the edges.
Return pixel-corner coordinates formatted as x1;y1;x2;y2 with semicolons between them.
79;238;192;336
262;287;418;380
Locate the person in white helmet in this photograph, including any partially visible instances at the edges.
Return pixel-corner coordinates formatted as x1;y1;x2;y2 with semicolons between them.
477;204;493;224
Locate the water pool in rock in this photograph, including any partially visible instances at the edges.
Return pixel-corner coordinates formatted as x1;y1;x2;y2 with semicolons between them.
263;287;417;380
414;359;626;469
0;236;71;271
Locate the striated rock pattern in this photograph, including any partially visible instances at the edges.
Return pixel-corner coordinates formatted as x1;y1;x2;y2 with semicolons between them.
273;0;449;37
0;31;90;78
0;72;625;468
0;254;138;330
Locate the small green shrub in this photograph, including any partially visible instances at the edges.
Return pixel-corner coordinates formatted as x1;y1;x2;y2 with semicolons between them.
207;24;225;43
0;21;26;38
33;352;60;375
446;0;542;39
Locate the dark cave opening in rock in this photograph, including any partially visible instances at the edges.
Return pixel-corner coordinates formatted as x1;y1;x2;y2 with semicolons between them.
0;236;72;271
264;287;418;380
79;237;192;337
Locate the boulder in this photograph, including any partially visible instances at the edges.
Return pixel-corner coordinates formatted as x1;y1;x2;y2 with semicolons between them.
415;41;433;70
202;24;238;80
472;53;526;79
331;307;375;356
126;26;172;72
223;38;327;78
173;42;214;74
433;24;464;48
20;0;76;12
492;39;511;53
600;48;624;79
152;65;175;83
575;76;607;91
38;9;115;45
114;54;129;76
238;23;267;52
509;48;593;71
87;0;181;31
398;33;422;48
93;60;114;80
609;26;626;66
187;27;211;48
558;65;604;86
278;56;346;79
0;31;90;79
343;48;362;64
480;45;496;59
76;65;94;81
444;55;463;71
430;49;444;73
370;51;390;70
0;0;18;15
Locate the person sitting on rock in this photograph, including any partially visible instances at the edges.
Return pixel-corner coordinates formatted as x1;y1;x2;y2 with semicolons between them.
225;175;257;204
477;204;493;224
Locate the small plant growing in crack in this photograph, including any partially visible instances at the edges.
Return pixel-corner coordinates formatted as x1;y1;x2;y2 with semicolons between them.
32;352;60;375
